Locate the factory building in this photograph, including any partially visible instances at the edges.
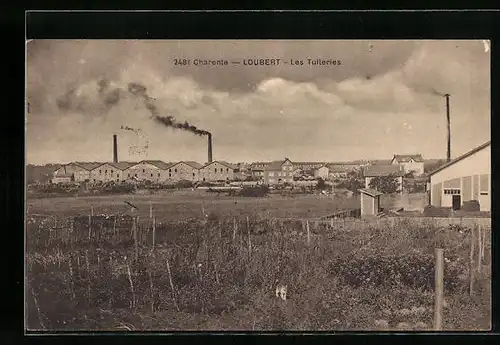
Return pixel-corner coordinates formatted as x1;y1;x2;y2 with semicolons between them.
52;162;101;183
167;161;203;182
199;161;238;182
123;160;173;182
428;141;491;212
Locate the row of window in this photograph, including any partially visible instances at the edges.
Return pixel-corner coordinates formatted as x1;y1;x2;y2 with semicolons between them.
268;171;292;177
97;167;232;174
443;189;460;195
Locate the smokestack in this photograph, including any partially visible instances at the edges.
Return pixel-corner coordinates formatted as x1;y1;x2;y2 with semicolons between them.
113;134;118;163
207;133;213;163
445;94;451;162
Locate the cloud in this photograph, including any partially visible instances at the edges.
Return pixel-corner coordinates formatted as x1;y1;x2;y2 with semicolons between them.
26;40;490;164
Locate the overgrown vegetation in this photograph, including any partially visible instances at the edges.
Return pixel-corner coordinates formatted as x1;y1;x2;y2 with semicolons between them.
26;216;491;331
369;174;401;194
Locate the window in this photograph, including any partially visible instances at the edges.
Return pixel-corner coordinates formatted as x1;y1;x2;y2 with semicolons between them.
193;173;195;177
169;169;171;172
151;173;153;177
158;173;160;177
143;169;145;173
116;174;119;178
480;192;488;196
128;173;130;178
99;170;102;174
135;174;138;177
116;178;119;182
175;169;177;173
105;169;107;173
111;170;113;174
93;179;96;182
169;173;172;177
444;189;460;195
226;168;229;172
215;168;217;173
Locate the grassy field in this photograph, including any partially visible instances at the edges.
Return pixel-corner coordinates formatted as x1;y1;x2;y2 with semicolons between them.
26;207;491;331
27;190;360;222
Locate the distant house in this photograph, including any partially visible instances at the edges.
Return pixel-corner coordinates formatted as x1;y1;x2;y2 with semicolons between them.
167;161;203;182
327;164;350;179
391;154;425;176
363;164;405;193
314;165;329;179
250;162;269;179
200;161;238;182
294;162;325;171
264;158;294;184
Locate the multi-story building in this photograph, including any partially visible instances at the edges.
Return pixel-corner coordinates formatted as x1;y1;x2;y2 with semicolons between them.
264;158;294;184
199;161;238;182
391;154;425;176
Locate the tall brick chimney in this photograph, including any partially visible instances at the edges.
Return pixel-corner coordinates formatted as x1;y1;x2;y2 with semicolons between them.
113;134;118;163
207;133;213;163
445;94;451;162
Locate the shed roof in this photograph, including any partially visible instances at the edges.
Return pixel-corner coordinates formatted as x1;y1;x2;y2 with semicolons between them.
363;164;405;177
358;188;384;197
428;141;491;176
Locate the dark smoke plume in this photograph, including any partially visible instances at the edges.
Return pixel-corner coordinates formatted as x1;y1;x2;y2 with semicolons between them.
126;82;211;136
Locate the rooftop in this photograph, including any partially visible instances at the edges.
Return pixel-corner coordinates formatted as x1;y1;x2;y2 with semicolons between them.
428;141;491;176
392;154;424;163
363;164;405;177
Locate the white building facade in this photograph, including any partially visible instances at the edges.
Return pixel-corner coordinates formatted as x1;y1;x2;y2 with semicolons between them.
429;142;490;212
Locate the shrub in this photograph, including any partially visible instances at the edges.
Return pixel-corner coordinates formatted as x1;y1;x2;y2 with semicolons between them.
238;186;269;197
462;200;480;212
423;206;451;217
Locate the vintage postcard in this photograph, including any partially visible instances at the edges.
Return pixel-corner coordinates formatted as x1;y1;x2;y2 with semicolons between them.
26;39;491;332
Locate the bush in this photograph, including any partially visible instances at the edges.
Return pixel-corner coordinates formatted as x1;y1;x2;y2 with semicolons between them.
238;185;269;197
423;206;451;217
462;200;480;212
175;180;194;189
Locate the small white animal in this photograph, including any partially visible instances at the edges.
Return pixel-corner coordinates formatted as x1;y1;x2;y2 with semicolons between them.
275;285;287;301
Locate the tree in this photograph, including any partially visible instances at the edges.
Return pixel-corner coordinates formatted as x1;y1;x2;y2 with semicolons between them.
369;173;400;194
316;177;328;190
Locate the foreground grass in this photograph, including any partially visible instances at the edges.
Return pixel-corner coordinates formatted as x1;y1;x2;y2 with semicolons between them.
26;217;491;331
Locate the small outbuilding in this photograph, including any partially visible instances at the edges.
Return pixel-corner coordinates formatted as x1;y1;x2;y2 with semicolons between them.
359;188;384;217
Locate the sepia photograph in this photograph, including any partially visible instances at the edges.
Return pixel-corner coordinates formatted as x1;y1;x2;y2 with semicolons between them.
25;39;491;332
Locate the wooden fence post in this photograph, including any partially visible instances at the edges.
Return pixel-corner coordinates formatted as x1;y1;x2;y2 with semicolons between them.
477;225;482;273
133;216;138;261
469;229;475;296
434;248;444;331
152;216;156;251
306;220;311;246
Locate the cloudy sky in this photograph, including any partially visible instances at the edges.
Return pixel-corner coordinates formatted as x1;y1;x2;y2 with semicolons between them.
26;40;490;165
